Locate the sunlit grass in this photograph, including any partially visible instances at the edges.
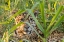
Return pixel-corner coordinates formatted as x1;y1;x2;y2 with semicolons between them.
0;0;64;42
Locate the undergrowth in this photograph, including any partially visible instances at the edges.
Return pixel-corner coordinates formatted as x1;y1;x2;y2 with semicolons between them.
0;0;64;42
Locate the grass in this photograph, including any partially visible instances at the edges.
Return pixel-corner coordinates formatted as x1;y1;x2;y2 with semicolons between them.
27;0;64;42
0;0;64;42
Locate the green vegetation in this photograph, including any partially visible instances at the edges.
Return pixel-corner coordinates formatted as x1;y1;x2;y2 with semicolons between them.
0;0;64;42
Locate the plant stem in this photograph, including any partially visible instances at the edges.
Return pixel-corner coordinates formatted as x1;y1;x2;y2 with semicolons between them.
43;38;47;42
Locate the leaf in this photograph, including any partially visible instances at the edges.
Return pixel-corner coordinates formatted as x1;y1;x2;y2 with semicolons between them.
0;10;25;24
28;9;44;33
46;6;63;32
28;2;44;33
0;6;9;10
54;0;57;9
8;22;23;34
39;0;46;29
50;15;64;33
31;2;39;10
8;0;10;10
0;21;9;24
9;10;25;21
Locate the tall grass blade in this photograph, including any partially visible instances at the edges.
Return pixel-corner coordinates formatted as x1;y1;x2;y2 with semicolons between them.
0;10;25;24
8;22;23;34
39;0;46;29
0;21;9;24
54;0;58;12
46;6;63;32
9;10;25;21
50;15;64;33
29;2;44;33
8;0;10;10
28;9;44;33
31;2;39;10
